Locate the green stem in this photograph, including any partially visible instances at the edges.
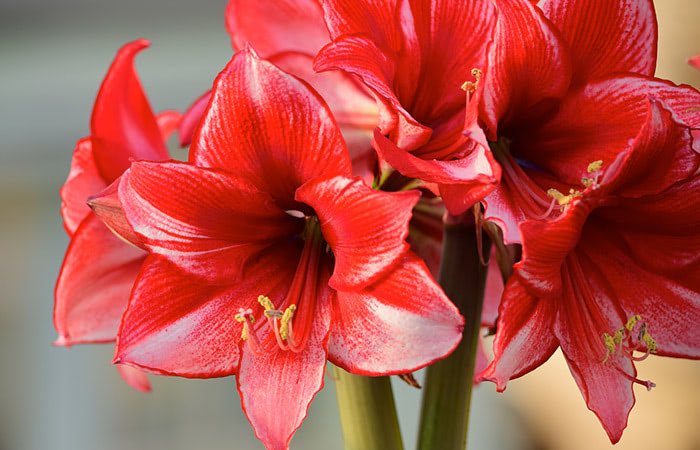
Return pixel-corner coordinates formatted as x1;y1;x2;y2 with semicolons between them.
333;366;404;450
417;221;491;450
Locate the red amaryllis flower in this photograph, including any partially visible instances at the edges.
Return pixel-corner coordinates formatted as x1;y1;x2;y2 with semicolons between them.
179;0;379;180
480;98;700;442
312;0;501;212
469;0;700;244
55;39;180;392
92;48;463;450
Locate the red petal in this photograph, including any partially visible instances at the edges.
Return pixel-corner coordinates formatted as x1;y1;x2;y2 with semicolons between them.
178;90;211;147
541;0;656;85
189;47;351;207
481;0;571;139
555;253;634;443
54;215;145;345
268;51;378;179
87;178;146;250
516;76;700;186
579;225;700;358
603;97;698;198
237;263;332;450
296;175;418;291
314;35;432;151
60;138;108;236
90;40;168;183
226;0;328;56
329;252;463;375
373;129;500;190
321;0;403;50
689;53;700;71
155;110;182;141
478;277;558;390
516;196;600;296
119;161;302;283
404;0;496;121
117;364;151;392
116;245;301;377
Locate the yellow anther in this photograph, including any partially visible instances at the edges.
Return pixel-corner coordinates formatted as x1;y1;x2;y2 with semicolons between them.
279;305;297;340
625;315;642;331
638;323;658;353
547;188;574;206
581;177;594;188
587;160;603;173
603;333;616;354
461;68;483;93
240;327;248;341
258;295;275;312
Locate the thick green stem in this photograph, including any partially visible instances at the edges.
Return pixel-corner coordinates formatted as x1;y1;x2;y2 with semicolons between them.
333;366;404;450
417;222;491;450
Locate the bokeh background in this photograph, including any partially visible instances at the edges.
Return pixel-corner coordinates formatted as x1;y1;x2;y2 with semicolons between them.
1;0;699;449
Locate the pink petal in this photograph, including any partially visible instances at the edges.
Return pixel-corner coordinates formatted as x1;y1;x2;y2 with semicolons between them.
178;90;211;147
90;40;168;183
117;364;151;393
296;175;418;290
482;251;504;328
541;0;656;85
226;0;328;57
189;47;351;206
555;253;635;443
478;277;558;390
60;138;108;236
54;215;145;345
237;264;332;450
481;0;571;139
155;109;182;142
482;183;527;245
116;245;301;377
119;161;302;283
328;252;463;375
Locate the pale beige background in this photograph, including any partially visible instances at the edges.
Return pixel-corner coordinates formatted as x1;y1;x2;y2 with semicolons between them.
0;1;698;449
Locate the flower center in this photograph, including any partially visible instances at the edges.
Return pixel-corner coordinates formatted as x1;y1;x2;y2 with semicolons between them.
601;315;658;391
234;216;325;354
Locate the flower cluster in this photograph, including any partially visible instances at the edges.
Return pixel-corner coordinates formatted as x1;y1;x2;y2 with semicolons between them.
55;0;699;448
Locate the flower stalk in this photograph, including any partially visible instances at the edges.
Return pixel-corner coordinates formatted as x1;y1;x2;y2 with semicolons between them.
333;366;404;450
417;219;491;450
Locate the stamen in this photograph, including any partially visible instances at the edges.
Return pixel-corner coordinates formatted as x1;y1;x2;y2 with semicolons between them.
279;305;297;341
461;68;483;93
587;160;603;173
601;315;658;386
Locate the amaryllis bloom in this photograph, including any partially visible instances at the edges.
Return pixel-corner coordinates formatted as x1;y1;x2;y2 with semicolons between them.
312;0;501;212
480;98;700;442
179;0;379;180
470;0;700;244
55;39;180;391
92;48;463;450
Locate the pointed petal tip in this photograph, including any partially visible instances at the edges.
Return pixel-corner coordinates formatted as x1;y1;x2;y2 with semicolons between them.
53;335;70;347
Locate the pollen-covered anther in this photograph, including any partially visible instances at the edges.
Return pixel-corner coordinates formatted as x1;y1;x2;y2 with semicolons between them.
461;68;483;93
279;305;297;341
547;188;575;207
601;315;658;363
581;160;604;190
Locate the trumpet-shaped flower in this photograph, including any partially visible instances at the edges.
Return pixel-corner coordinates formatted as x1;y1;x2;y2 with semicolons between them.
55;39;180;391
480;98;700;442
92;48;463;450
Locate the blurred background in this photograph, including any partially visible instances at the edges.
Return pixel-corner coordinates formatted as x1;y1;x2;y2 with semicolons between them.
1;0;699;449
